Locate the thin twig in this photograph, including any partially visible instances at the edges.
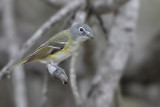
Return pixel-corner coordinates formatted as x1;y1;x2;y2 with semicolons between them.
69;11;87;106
70;52;82;106
0;0;85;79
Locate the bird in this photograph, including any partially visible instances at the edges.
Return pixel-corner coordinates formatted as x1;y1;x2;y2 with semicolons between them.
8;23;94;71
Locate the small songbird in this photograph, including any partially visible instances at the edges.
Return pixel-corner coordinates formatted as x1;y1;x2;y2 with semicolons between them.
8;23;94;70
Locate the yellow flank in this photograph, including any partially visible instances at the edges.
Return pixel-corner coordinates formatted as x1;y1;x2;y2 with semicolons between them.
46;32;73;63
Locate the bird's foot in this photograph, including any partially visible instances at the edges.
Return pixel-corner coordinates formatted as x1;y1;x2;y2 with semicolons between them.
47;61;68;84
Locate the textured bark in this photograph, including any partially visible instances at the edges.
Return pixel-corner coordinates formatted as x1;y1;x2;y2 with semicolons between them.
86;0;139;107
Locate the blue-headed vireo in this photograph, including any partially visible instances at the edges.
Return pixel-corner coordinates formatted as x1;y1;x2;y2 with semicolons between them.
8;23;94;70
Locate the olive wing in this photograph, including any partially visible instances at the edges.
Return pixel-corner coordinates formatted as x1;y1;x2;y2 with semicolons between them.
25;33;69;63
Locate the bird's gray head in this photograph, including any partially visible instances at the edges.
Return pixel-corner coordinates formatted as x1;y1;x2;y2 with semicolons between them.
69;23;94;42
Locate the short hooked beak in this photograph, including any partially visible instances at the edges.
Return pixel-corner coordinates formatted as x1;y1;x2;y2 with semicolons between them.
88;34;94;39
85;31;94;39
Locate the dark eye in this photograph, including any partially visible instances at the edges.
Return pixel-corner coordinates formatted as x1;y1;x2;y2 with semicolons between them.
79;27;84;32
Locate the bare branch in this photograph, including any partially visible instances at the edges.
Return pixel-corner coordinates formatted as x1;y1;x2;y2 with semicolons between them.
46;0;129;15
86;0;139;107
69;11;87;106
0;0;85;79
2;0;28;107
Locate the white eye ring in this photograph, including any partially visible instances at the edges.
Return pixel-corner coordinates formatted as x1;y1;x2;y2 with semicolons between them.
79;27;84;32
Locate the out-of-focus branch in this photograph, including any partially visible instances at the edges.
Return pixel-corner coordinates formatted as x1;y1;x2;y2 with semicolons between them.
70;52;83;106
46;0;129;15
12;66;28;107
70;11;87;106
40;71;49;107
2;0;28;107
95;15;108;35
86;0;139;107
0;0;85;79
60;12;75;31
44;0;72;8
90;0;129;14
0;0;2;13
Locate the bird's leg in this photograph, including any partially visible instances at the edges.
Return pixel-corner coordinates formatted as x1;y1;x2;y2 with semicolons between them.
47;61;68;84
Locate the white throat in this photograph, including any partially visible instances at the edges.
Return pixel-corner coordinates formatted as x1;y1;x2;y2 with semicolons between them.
69;37;88;53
